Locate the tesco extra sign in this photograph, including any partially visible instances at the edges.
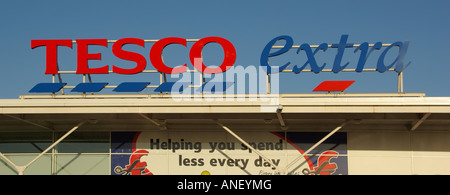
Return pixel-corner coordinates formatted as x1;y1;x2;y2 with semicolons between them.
31;35;410;75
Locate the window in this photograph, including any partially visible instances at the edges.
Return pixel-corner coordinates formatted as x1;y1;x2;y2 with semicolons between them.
0;131;110;175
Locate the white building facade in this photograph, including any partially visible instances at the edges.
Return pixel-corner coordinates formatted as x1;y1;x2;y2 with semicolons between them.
0;94;449;175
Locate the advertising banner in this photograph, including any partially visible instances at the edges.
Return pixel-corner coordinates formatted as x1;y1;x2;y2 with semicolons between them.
111;131;347;175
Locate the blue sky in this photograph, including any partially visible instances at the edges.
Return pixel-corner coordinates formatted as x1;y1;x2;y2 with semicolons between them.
0;0;449;98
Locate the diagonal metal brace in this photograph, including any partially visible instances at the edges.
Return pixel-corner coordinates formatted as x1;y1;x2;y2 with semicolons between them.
276;105;288;130
214;119;280;172
3;114;54;131
410;113;431;131
138;113;167;130
0;120;95;175
285;120;351;174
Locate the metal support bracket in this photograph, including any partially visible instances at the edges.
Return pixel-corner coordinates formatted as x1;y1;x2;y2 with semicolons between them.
276;105;288;130
398;71;404;93
214;119;280;172
138;113;167;130
3;114;54;131
410;113;431;131
0;119;95;175
284;120;351;175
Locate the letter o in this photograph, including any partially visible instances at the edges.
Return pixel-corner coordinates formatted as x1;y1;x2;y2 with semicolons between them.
189;37;236;74
150;37;187;74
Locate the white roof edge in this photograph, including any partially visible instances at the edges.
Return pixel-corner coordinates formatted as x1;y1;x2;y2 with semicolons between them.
0;96;449;114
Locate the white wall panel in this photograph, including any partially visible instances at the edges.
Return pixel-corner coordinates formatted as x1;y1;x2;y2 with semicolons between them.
348;131;450;175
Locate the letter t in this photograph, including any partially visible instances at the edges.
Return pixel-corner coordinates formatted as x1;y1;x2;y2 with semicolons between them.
31;39;73;74
331;35;354;73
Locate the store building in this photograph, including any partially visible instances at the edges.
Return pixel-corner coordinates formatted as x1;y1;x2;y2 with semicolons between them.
1;93;450;175
1;35;449;175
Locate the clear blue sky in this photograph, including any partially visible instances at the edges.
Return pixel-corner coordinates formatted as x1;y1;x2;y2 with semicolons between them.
0;0;449;98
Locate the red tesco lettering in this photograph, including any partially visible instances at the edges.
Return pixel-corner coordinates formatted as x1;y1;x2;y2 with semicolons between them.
31;37;236;74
